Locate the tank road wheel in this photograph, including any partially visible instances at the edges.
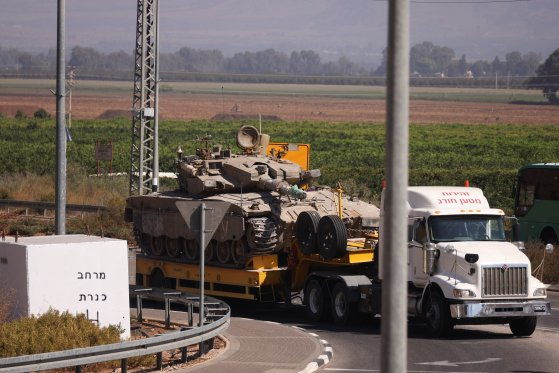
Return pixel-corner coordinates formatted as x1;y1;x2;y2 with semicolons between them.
424;290;453;337
317;215;348;260
304;279;326;321
509;316;537;337
216;241;231;265
296;210;321;255
183;239;199;261
151;236;166;256
166;238;181;258
231;238;249;268
331;282;357;325
141;234;153;255
205;240;217;264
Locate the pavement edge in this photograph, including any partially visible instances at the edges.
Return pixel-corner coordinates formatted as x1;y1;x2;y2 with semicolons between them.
294;327;333;373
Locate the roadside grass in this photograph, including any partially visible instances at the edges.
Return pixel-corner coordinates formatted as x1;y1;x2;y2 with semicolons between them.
525;241;559;285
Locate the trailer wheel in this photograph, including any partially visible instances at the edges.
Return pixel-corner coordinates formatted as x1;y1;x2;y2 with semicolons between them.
318;215;347;260
305;279;326;321
296;210;321;255
424;290;453;337
509;316;537;337
331;282;356;325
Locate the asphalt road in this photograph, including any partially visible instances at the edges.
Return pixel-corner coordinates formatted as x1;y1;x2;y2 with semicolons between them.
228;292;559;373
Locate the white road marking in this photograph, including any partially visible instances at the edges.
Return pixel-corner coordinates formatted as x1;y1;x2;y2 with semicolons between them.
537;326;559;333
324;369;485;373
416;357;501;367
551;307;559;311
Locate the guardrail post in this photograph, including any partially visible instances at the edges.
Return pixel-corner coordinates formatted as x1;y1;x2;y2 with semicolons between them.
165;298;171;328
121;358;128;373
75;365;81;373
181;347;188;363
136;294;143;322
188;303;193;326
156;352;163;370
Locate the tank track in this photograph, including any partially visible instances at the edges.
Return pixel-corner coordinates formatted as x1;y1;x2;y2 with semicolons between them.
137;216;280;269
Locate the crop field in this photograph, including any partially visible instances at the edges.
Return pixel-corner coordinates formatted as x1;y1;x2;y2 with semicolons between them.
1;79;558;125
1;117;559;213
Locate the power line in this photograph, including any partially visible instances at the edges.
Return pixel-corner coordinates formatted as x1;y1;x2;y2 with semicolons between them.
373;0;533;3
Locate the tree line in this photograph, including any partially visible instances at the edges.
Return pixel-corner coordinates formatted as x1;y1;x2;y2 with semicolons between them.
0;42;546;79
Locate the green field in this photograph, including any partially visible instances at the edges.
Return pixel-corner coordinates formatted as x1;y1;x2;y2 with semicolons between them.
0;78;546;103
1;117;558;213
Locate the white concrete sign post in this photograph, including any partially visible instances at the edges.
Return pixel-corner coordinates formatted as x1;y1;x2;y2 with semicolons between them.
0;235;130;339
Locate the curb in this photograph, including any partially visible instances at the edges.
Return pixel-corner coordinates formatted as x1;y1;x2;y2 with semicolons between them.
293;327;333;373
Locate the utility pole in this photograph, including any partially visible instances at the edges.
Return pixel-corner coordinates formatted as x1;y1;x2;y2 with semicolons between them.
381;0;409;371
130;0;160;195
55;0;66;234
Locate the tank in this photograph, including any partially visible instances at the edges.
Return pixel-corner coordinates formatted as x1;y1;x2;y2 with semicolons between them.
125;125;380;268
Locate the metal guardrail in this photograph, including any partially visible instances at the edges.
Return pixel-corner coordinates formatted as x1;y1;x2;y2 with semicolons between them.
0;291;230;373
0;199;107;215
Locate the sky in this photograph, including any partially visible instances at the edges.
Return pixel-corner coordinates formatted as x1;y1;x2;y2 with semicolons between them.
0;0;557;67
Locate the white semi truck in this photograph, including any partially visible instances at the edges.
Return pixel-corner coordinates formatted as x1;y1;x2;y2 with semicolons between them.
375;186;551;336
135;185;551;337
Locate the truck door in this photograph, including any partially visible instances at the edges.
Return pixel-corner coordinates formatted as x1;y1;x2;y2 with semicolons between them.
409;219;429;286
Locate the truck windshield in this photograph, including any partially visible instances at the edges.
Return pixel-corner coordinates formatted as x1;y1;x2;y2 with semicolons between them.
429;215;505;242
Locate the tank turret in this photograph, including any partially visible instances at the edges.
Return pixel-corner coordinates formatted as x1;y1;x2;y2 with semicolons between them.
175;125;318;199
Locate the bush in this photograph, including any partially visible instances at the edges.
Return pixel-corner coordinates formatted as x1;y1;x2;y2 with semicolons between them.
0;309;122;358
0;283;16;326
33;108;50;119
14;110;25;120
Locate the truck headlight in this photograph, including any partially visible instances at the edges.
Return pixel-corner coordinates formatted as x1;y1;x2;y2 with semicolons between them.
453;289;476;298
533;288;547;297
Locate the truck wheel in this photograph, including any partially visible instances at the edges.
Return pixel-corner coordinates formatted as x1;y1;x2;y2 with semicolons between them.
331;282;356;325
305;279;325;321
296;211;321;255
424;290;453;337
318;215;347;260
509;316;537;337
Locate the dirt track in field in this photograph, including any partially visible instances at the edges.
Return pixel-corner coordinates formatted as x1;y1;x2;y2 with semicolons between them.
1;90;558;125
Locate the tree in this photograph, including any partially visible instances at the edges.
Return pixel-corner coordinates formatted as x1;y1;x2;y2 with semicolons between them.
529;48;559;104
410;41;455;75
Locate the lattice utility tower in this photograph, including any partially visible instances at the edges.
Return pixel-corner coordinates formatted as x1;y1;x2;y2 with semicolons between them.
130;0;160;195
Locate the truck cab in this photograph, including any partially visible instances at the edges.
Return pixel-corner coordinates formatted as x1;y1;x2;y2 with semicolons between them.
379;186;551;336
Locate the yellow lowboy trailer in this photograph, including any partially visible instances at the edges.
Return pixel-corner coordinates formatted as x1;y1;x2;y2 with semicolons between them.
135;237;376;310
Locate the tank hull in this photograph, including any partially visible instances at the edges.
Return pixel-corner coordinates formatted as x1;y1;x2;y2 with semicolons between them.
125;188;379;268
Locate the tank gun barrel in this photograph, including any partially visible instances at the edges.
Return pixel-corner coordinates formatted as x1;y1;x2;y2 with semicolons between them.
258;178;307;200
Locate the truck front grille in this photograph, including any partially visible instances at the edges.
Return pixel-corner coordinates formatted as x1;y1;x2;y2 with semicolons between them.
482;266;528;297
